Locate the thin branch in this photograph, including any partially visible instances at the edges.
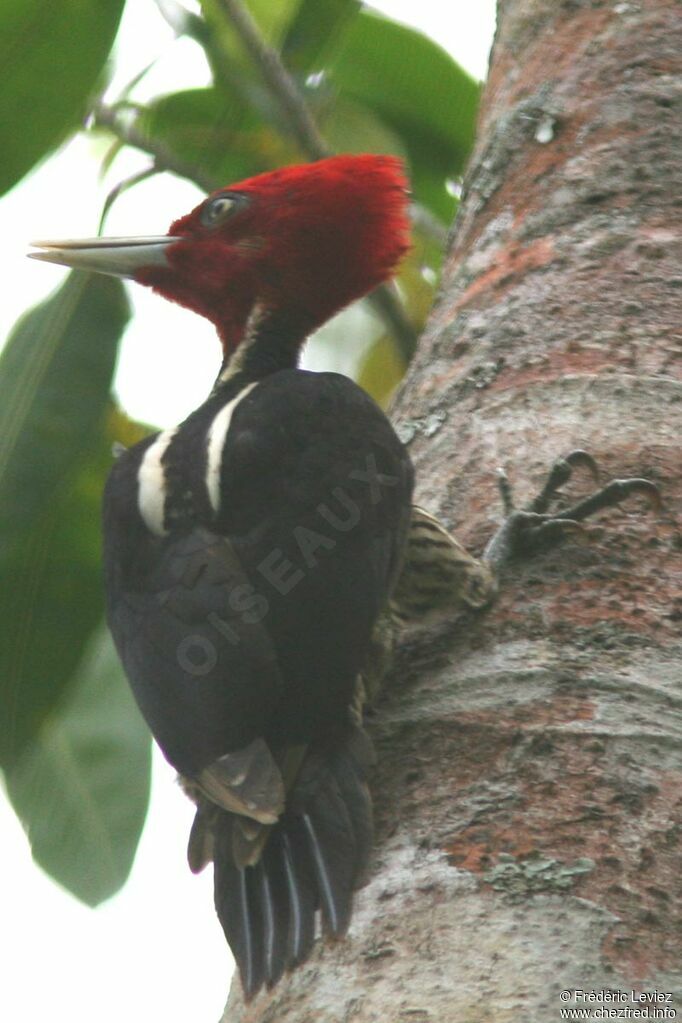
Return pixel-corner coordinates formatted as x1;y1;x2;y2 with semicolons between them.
99;166;160;232
368;285;417;363
214;0;332;160
92;102;218;193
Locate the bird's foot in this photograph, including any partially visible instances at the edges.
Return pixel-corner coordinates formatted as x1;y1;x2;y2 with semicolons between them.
483;449;661;574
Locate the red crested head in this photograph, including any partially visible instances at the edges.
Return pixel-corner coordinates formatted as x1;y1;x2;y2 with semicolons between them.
137;154;410;352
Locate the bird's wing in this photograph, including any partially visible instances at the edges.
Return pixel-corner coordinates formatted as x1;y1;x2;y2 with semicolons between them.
106;522;285;778
212;369;414;716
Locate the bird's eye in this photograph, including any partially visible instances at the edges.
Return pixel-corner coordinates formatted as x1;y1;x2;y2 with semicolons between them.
201;193;243;228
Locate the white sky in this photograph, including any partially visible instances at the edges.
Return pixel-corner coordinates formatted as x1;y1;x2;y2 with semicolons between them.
0;3;495;1021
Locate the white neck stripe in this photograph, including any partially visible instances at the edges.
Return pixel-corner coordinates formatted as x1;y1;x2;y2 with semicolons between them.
216;301;266;386
137;428;177;536
205;382;259;514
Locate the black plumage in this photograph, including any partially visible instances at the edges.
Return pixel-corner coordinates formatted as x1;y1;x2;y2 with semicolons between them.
103;366;413;997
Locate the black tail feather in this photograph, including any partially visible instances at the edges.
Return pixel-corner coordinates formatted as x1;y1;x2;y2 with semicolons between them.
211;724;374;1000
301;783;355;937
213;838;264;1000
281;823;317;967
260;835;291;988
331;748;374;886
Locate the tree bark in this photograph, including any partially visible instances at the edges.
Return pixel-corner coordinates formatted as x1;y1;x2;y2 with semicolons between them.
223;1;681;1019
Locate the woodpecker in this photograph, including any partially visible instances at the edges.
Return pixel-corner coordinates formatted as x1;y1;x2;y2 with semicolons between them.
32;156;416;998
30;154;660;1002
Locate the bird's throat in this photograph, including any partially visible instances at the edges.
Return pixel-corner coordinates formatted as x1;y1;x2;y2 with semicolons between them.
216;303;308;387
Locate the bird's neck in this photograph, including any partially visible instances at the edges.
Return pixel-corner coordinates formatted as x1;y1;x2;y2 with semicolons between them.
215;303;308;389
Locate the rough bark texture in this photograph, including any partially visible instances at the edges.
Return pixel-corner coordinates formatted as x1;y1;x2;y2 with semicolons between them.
223;1;681;1019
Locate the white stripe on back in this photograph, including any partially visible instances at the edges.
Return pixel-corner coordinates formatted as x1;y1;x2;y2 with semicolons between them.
205;382;259;514
137;427;177;535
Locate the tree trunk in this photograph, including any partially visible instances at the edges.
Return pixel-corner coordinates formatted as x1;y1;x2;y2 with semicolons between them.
223;1;681;1019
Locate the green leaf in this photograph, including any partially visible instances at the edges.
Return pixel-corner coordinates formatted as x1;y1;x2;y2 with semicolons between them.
410;162;459;225
281;0;361;76
356;333;407;408
0;0;125;197
0;273;131;769
329;10;480;217
140;87;297;187
331;10;479;162
0;272;129;551
5;625;152;906
0;273;149;904
319;96;407;159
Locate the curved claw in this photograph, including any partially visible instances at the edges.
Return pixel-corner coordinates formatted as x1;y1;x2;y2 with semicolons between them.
526;450;600;515
563;450;600;483
557;476;662;522
614;478;662;511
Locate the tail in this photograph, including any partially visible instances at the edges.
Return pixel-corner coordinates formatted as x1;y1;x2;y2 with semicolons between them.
208;724;375;1000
